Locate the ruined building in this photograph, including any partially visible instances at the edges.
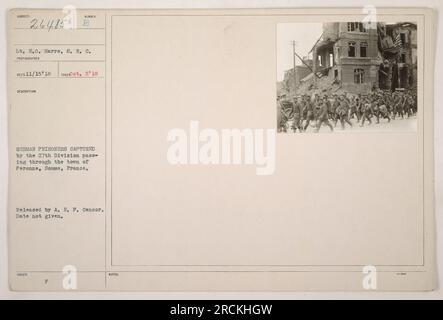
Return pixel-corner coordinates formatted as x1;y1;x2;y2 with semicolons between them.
311;22;380;94
378;22;417;90
280;61;312;97
280;22;417;96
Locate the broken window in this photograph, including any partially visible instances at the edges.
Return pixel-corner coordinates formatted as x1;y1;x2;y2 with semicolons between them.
347;22;356;31
360;42;368;57
348;41;356;57
347;22;367;32
358;23;367;32
400;33;406;45
354;68;364;84
401;53;406;63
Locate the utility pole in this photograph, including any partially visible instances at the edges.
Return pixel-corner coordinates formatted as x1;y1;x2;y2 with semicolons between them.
313;46;317;85
292;41;321;79
292;41;297;98
292;41;320;92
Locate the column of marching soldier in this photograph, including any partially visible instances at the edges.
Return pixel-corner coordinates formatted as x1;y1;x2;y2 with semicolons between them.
277;89;417;133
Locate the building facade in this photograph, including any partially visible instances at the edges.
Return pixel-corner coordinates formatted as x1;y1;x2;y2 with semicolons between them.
309;22;417;94
378;22;417;91
312;22;380;94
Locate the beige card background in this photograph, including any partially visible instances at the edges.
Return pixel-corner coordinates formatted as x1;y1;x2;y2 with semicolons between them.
7;7;437;291
112;15;422;266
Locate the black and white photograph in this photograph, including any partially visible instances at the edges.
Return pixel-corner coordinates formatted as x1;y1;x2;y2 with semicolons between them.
277;22;418;133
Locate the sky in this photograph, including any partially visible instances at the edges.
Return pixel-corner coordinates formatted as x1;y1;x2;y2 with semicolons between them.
276;23;323;81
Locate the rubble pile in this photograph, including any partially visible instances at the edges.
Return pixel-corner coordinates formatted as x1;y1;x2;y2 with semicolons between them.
295;74;345;97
